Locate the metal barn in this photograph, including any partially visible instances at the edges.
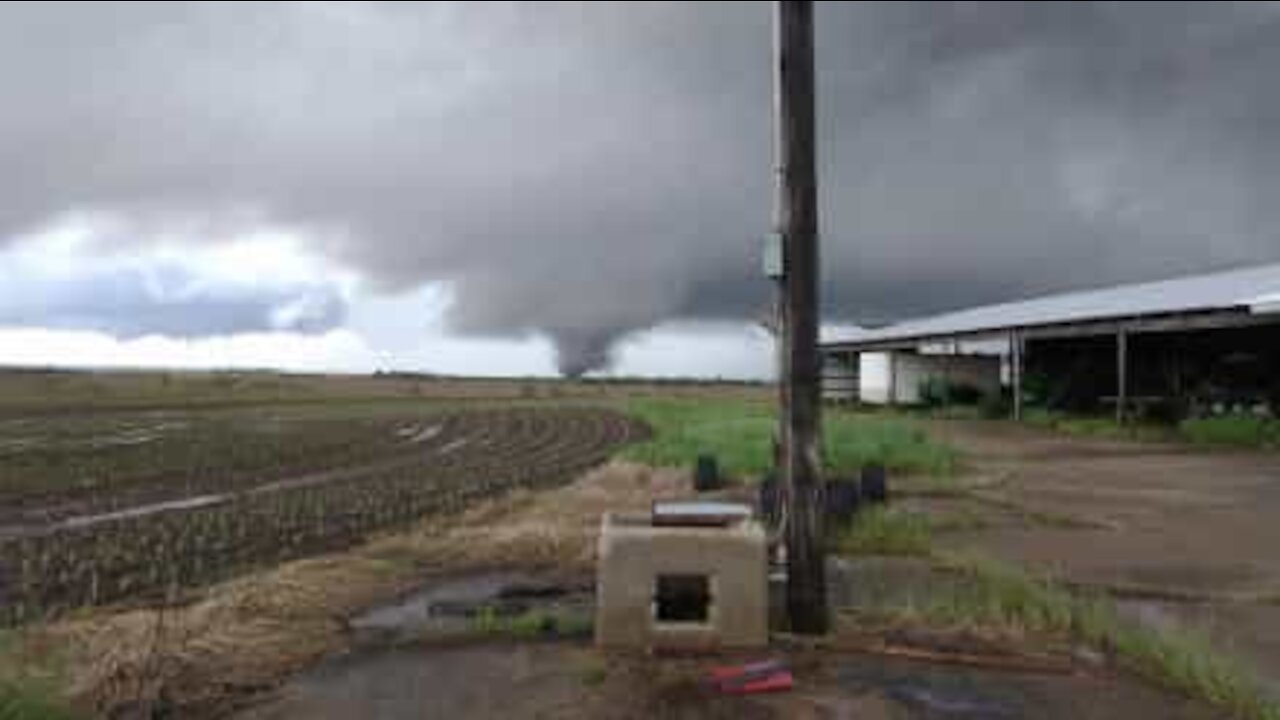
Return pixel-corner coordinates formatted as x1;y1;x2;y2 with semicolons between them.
820;263;1280;421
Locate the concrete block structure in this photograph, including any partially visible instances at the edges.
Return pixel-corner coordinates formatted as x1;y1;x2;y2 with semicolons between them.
595;511;768;650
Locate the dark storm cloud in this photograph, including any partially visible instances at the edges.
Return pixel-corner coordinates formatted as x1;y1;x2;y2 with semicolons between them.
2;2;1279;372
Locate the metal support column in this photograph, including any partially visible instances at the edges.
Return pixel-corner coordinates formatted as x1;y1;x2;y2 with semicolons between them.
887;351;897;407
1116;328;1128;425
1011;329;1023;421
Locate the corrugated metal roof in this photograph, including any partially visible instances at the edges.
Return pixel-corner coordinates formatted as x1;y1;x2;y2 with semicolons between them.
823;262;1280;348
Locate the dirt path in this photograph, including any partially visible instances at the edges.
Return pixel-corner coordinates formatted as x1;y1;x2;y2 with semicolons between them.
920;419;1280;691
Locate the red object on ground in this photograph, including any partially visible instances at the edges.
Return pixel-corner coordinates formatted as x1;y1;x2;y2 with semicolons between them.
706;660;793;695
718;670;794;694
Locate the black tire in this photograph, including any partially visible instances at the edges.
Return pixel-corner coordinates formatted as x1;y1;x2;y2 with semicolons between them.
825;479;860;523
861;464;888;504
759;472;781;527
694;454;721;492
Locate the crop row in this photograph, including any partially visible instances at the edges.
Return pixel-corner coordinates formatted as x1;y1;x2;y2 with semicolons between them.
0;414;430;512
0;407;648;625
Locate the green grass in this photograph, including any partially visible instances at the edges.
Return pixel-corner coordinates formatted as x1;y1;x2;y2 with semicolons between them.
832;509;1279;719
1020;407;1057;428
0;634;73;720
1021;411;1174;443
833;507;933;556
619;399;956;479
577;657;609;687
0;682;72;720
910;554;1280;720
1181;416;1280;449
928;506;991;533
467;608;593;640
1024;409;1280;449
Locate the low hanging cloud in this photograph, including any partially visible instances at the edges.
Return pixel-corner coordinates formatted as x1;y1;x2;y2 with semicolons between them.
2;2;1280;373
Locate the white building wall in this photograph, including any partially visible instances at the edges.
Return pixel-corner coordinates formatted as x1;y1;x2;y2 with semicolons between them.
859;352;892;404
892;353;932;405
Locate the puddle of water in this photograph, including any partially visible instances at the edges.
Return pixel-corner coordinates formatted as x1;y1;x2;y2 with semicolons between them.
87;430;162;448
438;438;469;455
3;448;419;538
1114;598;1186;634
247;467;359;496
1113;598;1280;699
349;572;589;647
395;423;443;444
839;658;1049;719
886;684;1017;718
827;556;970;613
239;644;592;720
407;424;443;445
352;572;536;637
56;493;230;530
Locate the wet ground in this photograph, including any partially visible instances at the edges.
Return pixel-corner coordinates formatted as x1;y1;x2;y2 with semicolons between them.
348;571;595;648
232;420;1280;719
239;569;1223;720
920;419;1280;693
240;635;1220;720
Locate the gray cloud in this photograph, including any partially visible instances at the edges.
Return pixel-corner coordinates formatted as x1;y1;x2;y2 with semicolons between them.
2;2;1280;372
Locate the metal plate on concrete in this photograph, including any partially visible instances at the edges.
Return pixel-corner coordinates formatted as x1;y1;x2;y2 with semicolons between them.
652;501;752;527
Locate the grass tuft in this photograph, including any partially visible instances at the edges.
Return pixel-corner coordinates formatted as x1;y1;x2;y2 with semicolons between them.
1022;410;1173;443
833;507;933;557
918;554;1280;720
577;657;609;687
928;507;991;533
466;608;593;640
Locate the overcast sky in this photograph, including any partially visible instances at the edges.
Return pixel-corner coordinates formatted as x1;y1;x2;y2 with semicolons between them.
2;1;1279;377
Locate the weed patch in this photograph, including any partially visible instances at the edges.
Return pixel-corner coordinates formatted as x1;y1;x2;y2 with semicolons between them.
833;507;933;557
916;554;1280;720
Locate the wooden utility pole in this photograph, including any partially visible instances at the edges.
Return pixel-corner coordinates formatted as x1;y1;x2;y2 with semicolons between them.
773;0;827;634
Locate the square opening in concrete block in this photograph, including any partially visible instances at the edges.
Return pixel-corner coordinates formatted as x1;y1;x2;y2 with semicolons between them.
653;573;711;624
